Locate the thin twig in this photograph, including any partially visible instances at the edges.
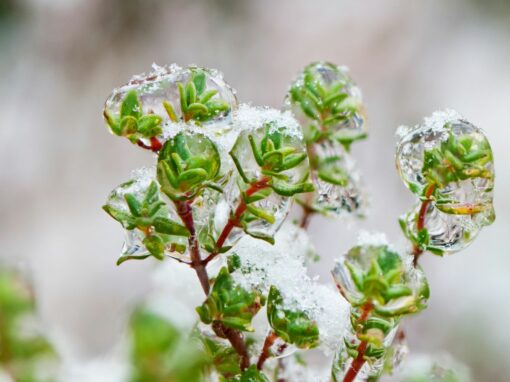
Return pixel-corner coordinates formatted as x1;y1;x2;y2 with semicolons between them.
342;302;373;382
257;331;278;370
412;184;436;267
202;177;270;266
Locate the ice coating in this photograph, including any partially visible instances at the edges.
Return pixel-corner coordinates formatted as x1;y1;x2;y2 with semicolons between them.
285;62;366;146
104;168;190;262
235;104;303;140
396;110;495;255
298;140;366;218
229;226;349;355
223;106;311;245
106;167;156;213
103;64;238;146
396;111;494;218
332;237;429;314
403;201;482;253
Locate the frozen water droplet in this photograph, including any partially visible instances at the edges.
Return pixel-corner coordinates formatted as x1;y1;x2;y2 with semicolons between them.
105;168;189;262
332;237;429;313
285;62;366;147
103;64;238;139
297;140;366;218
222;106;310;245
396;111;494;218
403;201;482;254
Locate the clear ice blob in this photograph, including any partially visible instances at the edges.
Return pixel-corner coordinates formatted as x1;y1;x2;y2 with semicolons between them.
332;234;429;316
285;62;366;148
221;105;312;246
403;201;483;254
104;168;189;263
103;64;238;146
297;140;366;218
396;110;495;226
332;317;399;381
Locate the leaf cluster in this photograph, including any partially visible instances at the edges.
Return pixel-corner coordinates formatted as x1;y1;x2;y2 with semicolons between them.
165;68;231;123
196;268;263;332
422;131;493;191
289;63;365;147
157;132;222;200
231;125;314;197
104;90;163;141
103;180;189;263
341;246;429;317
266;286;319;349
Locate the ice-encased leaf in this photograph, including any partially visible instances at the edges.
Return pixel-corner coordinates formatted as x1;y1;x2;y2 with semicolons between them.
103;64;238;147
157;132;222;200
396;110;495;223
266;286;319;349
103;168;190;264
229;226;349;356
222;106;312;246
196;267;263;332
332;233;429;316
297;140;366;218
285;62;366;149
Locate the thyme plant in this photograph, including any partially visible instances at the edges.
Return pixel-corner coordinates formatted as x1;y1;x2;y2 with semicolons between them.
100;63;495;382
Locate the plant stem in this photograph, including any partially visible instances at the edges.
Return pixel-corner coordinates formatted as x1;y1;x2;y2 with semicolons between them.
299;143;317;228
342;303;373;382
174;199;251;371
175;199;210;294
202;177;270;265
137;137;162;152
257;331;278;370
212;321;251;371
412;184;436;266
299;205;313;229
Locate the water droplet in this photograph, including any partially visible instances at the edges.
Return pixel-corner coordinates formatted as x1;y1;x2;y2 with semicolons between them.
285;62;366;147
297;140;366;218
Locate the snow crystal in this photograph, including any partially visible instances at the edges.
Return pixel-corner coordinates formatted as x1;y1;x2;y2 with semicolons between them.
235;104;303;140
229;223;349;355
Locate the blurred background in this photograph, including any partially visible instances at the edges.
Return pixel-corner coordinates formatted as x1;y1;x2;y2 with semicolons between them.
1;0;509;380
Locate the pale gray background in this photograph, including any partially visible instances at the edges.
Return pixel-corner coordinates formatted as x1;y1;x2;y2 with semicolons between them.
1;0;509;380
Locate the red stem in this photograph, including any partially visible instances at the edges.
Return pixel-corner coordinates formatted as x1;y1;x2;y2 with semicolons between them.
174;199;210;294
412;184;436;266
342;303;373;382
212;322;250;371
174;199;251;370
202;177;270;265
137;137;162;152
257;331;278;370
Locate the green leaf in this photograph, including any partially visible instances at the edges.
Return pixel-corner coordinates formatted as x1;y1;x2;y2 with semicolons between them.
125;193;142;217
246;204;275;224
163;100;178;122
103;205;136;229
199;89;218;104
196;268;262;332
237;366;270;382
143;235;165;260
266;286;319;349
153;217;190;237
137;114;163;137
192;69;206;95
120;115;138;136
121;90;141;119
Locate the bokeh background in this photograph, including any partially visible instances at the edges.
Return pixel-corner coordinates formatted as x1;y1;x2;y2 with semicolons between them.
1;0;509;380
